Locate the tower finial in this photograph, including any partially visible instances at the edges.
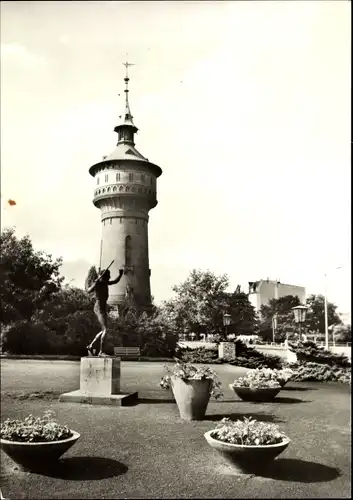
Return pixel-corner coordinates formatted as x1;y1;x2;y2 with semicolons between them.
120;58;135;126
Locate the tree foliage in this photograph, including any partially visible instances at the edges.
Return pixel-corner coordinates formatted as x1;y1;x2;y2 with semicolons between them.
258;293;343;342
163;269;230;335
225;291;258;336
0;228;63;325
305;294;342;333
109;304;178;357
163;270;259;337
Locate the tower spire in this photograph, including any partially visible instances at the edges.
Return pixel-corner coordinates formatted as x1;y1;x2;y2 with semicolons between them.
121;59;135;126
114;59;138;144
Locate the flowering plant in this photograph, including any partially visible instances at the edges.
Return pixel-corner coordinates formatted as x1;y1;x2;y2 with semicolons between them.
160;360;223;399
231;368;286;389
210;417;286;446
274;368;294;384
0;410;73;443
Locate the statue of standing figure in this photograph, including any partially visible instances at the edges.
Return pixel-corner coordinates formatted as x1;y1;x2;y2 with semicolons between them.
85;262;124;356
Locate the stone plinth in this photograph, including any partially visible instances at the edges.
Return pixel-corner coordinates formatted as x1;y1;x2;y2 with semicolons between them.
80;356;120;395
59;357;137;406
219;342;236;360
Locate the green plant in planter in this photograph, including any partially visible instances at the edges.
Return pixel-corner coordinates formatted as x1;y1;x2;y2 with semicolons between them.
0;410;72;443
211;417;286;445
160;360;223;399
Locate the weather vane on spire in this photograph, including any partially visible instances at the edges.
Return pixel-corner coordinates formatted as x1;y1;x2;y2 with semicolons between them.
123;58;135;79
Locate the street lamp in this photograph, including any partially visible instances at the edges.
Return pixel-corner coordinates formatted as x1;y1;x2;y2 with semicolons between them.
223;313;231;338
324;266;343;350
292;305;308;339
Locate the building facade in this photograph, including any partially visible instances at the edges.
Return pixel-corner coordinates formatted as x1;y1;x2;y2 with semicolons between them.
248;279;306;314
88;65;162;309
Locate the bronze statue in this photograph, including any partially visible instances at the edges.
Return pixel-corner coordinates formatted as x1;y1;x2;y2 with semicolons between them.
85;262;124;356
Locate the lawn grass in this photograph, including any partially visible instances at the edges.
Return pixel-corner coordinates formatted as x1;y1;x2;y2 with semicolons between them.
0;360;351;499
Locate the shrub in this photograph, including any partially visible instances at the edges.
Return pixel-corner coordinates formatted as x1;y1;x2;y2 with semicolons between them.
175;341;283;369
175;346;222;364
0;410;72;442
110;309;178;358
228;354;283;370
160;361;223;399
290;361;351;384
288;341;351;368
210;417;286;446
0;320;52;354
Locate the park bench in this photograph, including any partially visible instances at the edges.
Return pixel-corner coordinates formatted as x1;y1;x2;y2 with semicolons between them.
113;346;141;360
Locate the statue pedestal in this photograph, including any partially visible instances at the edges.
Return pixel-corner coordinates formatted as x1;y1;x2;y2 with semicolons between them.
218;342;236;360
59;357;138;406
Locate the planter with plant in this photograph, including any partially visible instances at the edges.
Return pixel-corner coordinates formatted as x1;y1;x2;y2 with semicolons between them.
229;368;284;402
267;367;294;387
204;417;290;474
0;410;80;472
160;361;223;420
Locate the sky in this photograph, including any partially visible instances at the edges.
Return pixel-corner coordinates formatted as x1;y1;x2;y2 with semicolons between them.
1;1;351;315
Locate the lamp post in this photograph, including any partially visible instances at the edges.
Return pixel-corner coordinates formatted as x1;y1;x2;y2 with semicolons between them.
324;266;343;350
292;305;308;340
272;314;278;344
223;312;231;339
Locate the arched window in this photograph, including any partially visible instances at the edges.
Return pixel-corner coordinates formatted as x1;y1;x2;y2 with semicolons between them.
116;173;120;182
125;236;132;267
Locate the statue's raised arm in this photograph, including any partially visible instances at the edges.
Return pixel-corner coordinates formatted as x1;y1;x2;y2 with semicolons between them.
108;267;124;286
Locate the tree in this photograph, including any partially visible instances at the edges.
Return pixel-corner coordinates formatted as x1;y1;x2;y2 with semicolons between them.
1;285;100;355
259;295;301;342
108;303;178;357
258;293;343;343
332;324;351;343
305;294;342;333
163;269;230;336
225;290;258;336
0;228;63;325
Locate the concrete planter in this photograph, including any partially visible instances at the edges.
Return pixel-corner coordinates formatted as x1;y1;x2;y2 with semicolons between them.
0;431;80;472
204;430;290;474
229;384;281;402
171;377;212;421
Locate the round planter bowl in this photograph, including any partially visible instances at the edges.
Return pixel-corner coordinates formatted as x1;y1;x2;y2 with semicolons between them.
171;377;212;421
204;430;290;474
0;431;80;472
229;384;281;402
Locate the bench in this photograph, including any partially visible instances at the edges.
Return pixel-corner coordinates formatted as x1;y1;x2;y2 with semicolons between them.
114;346;141;360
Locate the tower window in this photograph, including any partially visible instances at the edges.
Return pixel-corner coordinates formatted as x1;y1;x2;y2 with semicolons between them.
150;177;153;186
125;235;132;267
129;173;133;182
105;174;109;182
97;177;100;185
141;174;145;183
116;173;120;181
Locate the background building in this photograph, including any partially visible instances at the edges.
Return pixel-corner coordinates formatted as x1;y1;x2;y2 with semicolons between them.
88;64;162;310
248;279;306;314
